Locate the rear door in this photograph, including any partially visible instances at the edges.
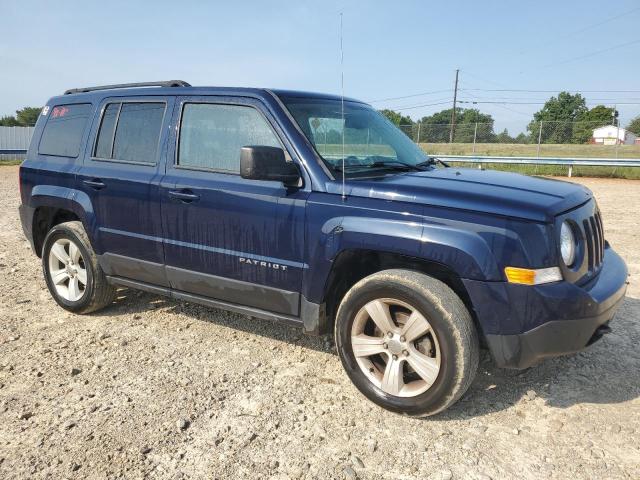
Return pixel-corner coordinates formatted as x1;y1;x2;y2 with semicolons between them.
78;96;174;286
159;96;309;316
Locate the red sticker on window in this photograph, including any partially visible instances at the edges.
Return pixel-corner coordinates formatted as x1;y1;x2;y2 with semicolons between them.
52;106;69;118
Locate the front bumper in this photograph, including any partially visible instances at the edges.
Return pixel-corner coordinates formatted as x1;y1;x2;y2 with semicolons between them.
463;247;628;369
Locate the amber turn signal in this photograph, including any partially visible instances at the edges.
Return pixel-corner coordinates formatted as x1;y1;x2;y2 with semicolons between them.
504;266;562;285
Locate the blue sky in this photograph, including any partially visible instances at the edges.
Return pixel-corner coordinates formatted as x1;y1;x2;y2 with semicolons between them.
1;0;639;134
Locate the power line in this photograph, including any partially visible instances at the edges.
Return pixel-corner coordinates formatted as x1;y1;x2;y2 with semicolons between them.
384;96;453;110
460;95;640;102
384;96;640;113
459;100;640;106
367;89;453;103
458;77;640;94
371;86;640;107
509;6;640;56
562;6;640;38
541;38;640;69
461;88;640;94
392;100;454;111
375;69;640;117
464;82;640;103
485;103;533;117
460;101;547;105
460;70;510;89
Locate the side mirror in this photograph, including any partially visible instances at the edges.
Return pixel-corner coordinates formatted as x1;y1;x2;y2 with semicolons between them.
240;146;301;187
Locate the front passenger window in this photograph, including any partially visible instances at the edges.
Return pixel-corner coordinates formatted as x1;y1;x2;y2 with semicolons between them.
178;103;280;172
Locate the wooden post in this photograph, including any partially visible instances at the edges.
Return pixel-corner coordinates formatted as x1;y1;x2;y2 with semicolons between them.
449;69;459;143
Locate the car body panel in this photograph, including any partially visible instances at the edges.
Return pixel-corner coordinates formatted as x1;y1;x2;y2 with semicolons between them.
324;168;592;223
18;85;628;369
76;95;175;286
158;95;309;315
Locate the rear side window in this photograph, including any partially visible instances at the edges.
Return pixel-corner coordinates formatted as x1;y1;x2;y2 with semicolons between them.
178;103;280;172
94;102;165;164
39;104;92;157
94;103;119;158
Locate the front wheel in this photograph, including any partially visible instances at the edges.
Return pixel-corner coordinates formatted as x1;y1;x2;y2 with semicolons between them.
42;221;116;314
335;269;479;417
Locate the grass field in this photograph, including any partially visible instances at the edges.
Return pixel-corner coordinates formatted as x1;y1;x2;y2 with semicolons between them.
439;162;640;179
419;143;640;179
3;141;640;178
420;142;640;159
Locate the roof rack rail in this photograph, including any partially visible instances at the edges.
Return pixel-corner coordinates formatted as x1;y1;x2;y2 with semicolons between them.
63;80;191;95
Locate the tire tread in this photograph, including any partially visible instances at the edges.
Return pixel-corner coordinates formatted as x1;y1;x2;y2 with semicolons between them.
335;268;479;417
43;221;115;314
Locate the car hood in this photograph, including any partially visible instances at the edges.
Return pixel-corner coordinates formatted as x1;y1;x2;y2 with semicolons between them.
329;168;592;222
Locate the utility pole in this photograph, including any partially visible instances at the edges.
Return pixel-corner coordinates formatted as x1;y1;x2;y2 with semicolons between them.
449;69;459;143
614;106;620;158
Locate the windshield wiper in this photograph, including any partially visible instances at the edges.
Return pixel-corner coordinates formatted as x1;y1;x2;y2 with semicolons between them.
368;160;426;171
334;160;424;173
417;157;450;168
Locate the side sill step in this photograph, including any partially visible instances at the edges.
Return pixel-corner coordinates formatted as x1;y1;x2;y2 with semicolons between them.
107;275;170;296
106;275;303;328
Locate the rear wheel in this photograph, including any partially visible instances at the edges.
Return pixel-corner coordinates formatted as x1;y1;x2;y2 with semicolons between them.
335;269;479;416
42;221;115;314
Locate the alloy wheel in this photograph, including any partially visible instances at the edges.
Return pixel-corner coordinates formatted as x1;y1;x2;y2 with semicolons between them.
350;298;441;397
47;238;87;302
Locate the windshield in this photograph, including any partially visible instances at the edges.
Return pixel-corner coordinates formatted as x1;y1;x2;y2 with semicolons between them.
281;97;432;177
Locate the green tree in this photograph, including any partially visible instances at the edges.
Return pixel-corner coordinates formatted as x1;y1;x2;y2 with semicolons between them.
456;109;495;142
627;115;640;136
416;108;495;143
496;128;514;143
379;109;413;127
527;92;587;144
572;105;615;143
0;115;20;126
0;107;42;127
16;107;41;126
417;108;456;142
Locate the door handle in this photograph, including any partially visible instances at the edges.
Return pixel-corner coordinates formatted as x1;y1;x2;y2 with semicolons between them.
168;190;200;203
83;179;106;190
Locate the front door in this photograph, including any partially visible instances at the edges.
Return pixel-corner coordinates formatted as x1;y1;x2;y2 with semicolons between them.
79;97;174;286
159;96;308;316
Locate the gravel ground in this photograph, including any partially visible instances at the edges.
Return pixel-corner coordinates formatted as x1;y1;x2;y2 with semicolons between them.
0;165;638;480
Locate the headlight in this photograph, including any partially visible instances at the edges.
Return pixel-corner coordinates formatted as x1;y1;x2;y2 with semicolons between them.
560;221;576;266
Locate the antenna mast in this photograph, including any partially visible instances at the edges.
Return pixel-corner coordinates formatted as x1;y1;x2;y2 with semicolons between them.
340;12;346;200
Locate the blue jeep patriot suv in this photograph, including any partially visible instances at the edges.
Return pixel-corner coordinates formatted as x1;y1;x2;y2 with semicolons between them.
19;81;628;416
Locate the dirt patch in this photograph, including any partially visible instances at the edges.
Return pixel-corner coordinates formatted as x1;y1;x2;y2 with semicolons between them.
1;166;638;479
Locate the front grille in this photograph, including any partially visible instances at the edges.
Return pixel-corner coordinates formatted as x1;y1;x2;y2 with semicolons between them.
583;211;605;272
558;200;605;284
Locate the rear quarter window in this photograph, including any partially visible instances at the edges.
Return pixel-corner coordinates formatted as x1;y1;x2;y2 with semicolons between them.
38;103;92;157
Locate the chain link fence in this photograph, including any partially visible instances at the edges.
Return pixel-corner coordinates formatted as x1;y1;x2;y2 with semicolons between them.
398;120;640;159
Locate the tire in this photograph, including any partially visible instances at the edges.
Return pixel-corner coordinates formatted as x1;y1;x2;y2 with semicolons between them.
334;269;479;417
42;221;116;314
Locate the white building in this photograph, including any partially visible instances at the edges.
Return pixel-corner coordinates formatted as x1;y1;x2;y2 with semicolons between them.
592;125;637;145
